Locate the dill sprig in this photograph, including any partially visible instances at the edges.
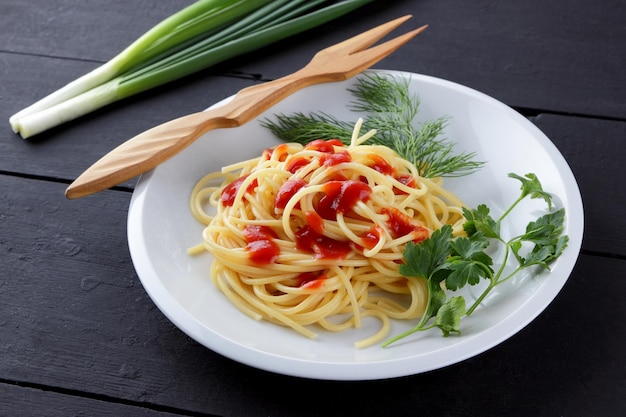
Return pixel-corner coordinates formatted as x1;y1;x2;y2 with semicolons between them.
262;73;484;178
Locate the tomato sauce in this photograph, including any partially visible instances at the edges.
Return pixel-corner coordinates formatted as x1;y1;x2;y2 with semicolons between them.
367;154;395;176
274;178;307;210
305;138;343;153
382;207;429;242
243;225;280;264
237;140;427;265
221;175;258;206
285;156;310;173
396;174;416;188
304;210;325;234
295;226;352;260
317;180;371;220
273;143;290;161
360;226;384;250
295;271;327;289
320;150;351;167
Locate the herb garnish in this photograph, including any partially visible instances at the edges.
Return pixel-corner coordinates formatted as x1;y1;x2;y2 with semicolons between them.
382;173;569;347
262;76;568;347
262;73;484;178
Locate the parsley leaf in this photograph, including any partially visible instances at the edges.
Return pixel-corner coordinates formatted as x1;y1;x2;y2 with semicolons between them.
445;259;489;290
520;208;566;245
513;235;570;269
385;172;570;346
434;296;466;336
462;205;500;239
445;234;493;290
508;173;553;209
450;234;492;264
384;227;492;345
400;225;452;280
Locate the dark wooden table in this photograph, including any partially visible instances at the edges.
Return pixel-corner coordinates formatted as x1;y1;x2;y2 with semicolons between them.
2;1;625;416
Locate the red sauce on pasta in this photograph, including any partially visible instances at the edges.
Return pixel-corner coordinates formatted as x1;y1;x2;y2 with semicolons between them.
360;226;384;250
272;143;289;161
275;178;307;209
305;138;343;153
285;156;310;173
262;143;289;161
367;154;395;176
320;150;351;167
295;226;352;260
317;180;371;220
231;140;426;264
383;207;429;242
305;210;325;234
295;271;327;289
367;154;417;193
243;225;280;264
396;174;416;188
221;175;258;206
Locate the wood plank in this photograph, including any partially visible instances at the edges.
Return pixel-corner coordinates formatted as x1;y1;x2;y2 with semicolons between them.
0;175;229;415
0;52;257;186
1;1;624;415
3;54;625;258
1;173;624;416
200;0;626;119
0;0;190;60
0;382;188;417
533;114;626;255
2;0;624;124
2;53;626;206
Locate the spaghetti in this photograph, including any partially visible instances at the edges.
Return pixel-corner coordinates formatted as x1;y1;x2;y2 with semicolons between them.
189;120;466;348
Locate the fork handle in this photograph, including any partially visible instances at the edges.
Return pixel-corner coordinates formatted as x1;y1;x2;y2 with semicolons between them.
64;67;336;199
65;14;424;199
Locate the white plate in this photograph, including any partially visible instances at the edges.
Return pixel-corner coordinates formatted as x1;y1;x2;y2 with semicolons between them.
127;70;584;380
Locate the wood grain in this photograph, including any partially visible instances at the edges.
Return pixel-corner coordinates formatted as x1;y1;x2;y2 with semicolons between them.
64;18;425;198
533;114;626;256
1;0;625;416
0;53;257;186
0;382;185;417
1;176;625;416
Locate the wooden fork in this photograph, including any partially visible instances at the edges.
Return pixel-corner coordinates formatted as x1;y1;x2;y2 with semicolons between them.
65;15;427;199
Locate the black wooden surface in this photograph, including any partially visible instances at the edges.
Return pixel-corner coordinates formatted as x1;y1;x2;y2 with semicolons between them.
1;1;625;416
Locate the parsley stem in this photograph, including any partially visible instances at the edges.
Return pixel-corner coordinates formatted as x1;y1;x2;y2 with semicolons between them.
466;282;496;316
466;243;511;315
382;322;435;348
498;195;525;222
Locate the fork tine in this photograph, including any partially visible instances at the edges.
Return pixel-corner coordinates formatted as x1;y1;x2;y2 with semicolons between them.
331;15;414;55
350;24;428;66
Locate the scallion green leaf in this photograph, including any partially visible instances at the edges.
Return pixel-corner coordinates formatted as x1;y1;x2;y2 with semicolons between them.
10;0;373;138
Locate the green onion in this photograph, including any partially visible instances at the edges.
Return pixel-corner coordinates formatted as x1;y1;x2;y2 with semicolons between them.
10;0;373;138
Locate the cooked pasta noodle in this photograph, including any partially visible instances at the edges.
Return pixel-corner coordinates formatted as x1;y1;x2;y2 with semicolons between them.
189;119;466;348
